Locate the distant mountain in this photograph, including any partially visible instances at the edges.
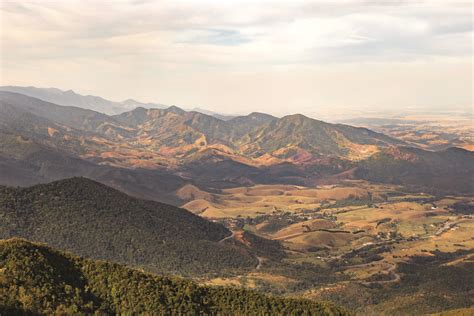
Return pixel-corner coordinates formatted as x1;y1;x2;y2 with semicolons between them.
0;86;165;114
111;104;402;162
0;91;472;194
191;107;236;121
0;178;256;275
0;90;110;130
0;238;347;315
121;98;167;110
244;114;403;159
0;86;129;114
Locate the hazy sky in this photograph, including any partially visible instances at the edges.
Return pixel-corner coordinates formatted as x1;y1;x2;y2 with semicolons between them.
1;0;472;117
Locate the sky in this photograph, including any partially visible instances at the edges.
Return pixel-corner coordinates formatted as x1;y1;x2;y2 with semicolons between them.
0;0;472;118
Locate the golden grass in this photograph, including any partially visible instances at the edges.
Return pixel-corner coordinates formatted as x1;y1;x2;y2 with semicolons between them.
182;184;370;218
271;219;336;239
286;231;355;250
203;277;243;287
430;307;474;316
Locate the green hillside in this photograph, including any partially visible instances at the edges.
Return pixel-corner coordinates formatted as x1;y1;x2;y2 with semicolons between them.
0;238;348;315
0;178;255;275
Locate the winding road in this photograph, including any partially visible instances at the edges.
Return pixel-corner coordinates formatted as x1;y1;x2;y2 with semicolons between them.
218;231;263;271
362;262;400;285
255;256;263;270
218;231;236;244
345;261;401;285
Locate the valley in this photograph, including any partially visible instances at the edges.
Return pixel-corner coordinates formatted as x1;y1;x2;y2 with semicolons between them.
186;182;474;314
1;176;470;314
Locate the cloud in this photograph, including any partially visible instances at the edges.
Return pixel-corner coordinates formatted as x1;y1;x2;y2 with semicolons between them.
0;0;472;114
2;0;471;62
178;29;251;46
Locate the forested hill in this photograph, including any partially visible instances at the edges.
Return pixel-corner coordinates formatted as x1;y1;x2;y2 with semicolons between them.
0;178;255;275
0;238;349;315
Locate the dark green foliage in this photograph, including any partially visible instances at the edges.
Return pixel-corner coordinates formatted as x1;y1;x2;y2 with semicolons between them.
242;230;286;261
450;201;474;215
0;238;349;315
0;178;255;276
322;198;373;209
330;244;390;267
258;217;294;234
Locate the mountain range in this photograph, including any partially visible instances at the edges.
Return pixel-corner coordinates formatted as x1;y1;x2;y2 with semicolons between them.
0;88;472;205
0;86;167;115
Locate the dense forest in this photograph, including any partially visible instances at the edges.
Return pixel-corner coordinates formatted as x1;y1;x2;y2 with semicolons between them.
0;238;349;315
0;178;256;275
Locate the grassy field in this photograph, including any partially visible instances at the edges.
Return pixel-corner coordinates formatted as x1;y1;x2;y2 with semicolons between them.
182;182;372;218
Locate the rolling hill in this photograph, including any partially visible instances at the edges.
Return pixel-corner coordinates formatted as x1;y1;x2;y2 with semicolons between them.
0;238;348;315
0;178;256;275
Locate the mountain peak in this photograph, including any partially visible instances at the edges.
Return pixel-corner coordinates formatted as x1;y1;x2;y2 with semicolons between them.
248;112;276;120
229;112;276;126
131;106;147;112
122;98;138;105
166;105;186;114
280;113;314;124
